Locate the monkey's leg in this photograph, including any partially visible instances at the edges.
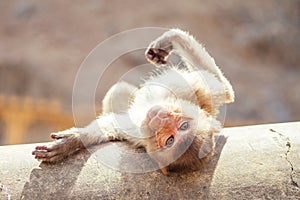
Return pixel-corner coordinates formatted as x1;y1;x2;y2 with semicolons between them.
145;29;234;103
102;81;137;114
32;113;134;162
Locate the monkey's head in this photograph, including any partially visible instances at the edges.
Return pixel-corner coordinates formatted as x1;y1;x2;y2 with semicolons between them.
141;99;217;175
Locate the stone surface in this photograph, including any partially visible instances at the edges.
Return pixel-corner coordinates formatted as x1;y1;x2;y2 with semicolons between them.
0;122;299;199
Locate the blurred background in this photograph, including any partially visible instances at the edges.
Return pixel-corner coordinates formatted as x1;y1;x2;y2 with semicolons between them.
0;0;299;145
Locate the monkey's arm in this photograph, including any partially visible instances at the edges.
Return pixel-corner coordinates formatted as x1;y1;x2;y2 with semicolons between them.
146;29;234;103
32;113;135;162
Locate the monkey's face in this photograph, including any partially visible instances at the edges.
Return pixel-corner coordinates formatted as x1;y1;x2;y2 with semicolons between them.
140;101;214;174
141;106;193;172
154;112;191;149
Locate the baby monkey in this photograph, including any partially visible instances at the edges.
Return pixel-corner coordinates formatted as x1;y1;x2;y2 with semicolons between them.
32;29;234;175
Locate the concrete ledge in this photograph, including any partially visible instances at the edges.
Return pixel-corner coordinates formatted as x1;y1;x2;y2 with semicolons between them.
0;122;299;199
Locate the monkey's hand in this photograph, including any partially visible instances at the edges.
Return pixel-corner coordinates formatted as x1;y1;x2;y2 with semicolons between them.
32;130;83;163
146;48;169;65
145;29;190;66
145;30;176;65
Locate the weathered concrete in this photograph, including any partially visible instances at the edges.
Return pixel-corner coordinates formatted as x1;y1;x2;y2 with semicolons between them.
0;122;299;199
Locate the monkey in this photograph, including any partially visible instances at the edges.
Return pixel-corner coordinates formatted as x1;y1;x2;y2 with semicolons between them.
32;29;234;175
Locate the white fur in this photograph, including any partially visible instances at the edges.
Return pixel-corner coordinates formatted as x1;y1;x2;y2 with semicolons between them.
78;29;234;146
35;29;234;164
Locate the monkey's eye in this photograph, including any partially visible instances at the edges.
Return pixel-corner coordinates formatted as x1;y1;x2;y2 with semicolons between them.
179;121;189;131
165;136;175;147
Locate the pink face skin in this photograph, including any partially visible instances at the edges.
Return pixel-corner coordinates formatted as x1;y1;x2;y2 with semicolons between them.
145;105;191;149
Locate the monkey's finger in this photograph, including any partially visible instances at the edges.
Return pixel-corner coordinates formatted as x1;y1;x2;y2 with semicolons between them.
33;150;58;159
51;132;67;139
147;47;169;56
152;55;162;63
153;53;166;62
146;49;158;62
35;145;49;150
51;132;78;141
146;48;155;58
157;59;167;65
156;48;169;57
37;154;64;163
34;142;61;153
146;48;168;64
32;149;47;155
34;144;52;151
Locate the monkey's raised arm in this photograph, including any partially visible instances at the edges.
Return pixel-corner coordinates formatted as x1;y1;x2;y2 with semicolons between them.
146;29;234;103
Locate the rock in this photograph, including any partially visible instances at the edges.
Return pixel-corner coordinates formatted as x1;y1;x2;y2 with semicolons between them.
0;122;299;199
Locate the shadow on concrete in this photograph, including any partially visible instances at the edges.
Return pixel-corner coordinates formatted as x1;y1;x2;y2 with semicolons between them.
21;135;227;199
20;148;94;199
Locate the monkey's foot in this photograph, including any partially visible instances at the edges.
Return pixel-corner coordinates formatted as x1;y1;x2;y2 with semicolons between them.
32;132;83;163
